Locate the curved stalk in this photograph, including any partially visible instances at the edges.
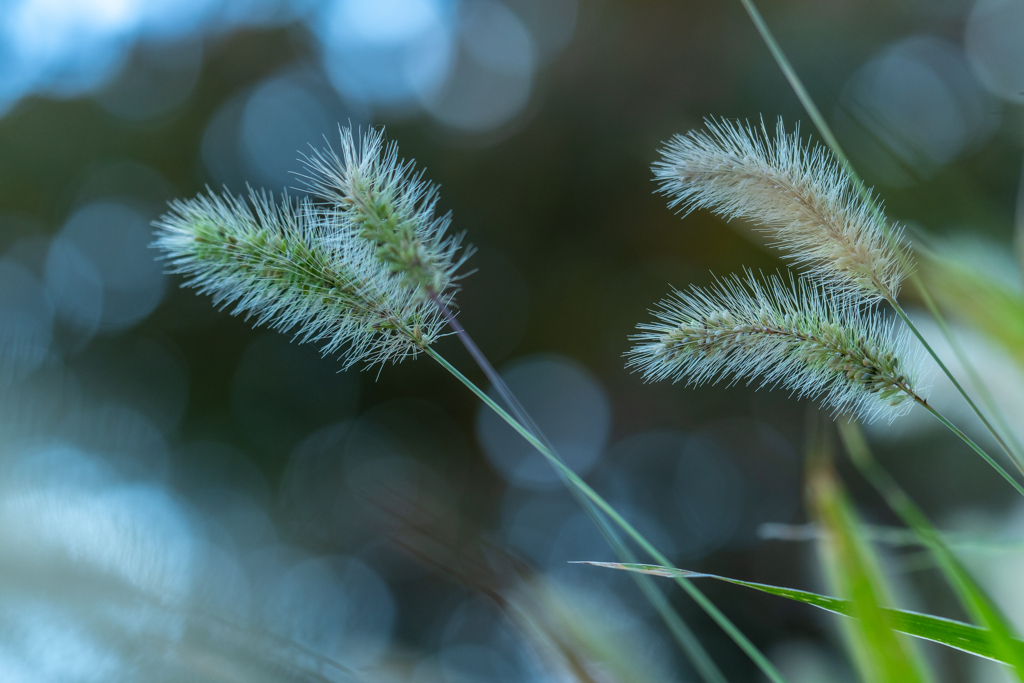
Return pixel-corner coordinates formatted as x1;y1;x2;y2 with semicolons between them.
425;346;789;683
426;293;728;682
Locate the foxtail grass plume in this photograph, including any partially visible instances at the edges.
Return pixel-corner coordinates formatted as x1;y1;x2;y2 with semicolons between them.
628;272;926;422
154;188;444;369
300;127;466;300
653;118;910;301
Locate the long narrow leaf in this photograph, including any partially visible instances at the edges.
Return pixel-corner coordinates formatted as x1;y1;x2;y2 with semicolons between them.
572;562;1024;664
839;419;1024;679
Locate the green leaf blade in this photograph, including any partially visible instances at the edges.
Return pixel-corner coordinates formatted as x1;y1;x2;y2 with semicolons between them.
573;561;1024;665
839;419;1024;679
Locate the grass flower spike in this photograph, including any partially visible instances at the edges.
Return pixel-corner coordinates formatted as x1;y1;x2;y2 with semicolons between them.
300;127;466;300
154;188;443;369
628;272;926;422
653;118;910;301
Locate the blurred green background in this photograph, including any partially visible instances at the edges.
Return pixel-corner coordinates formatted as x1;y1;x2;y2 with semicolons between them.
2;0;1024;681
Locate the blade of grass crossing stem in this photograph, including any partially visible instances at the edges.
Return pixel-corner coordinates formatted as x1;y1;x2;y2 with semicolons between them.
591;512;728;683
573;562;1024;666
427;297;727;682
838;420;1024;679
423;347;789;683
740;0;1024;475
515;423;727;682
807;425;931;683
553;461;727;682
575;494;727;682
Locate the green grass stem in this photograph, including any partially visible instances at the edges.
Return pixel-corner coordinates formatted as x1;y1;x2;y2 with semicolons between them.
907;281;1024;467
425;346;789;683
426;293;728;683
892;298;1024;477
912;397;1024;498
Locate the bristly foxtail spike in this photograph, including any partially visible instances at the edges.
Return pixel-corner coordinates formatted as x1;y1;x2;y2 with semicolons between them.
297;126;470;304
652;117;912;302
152;186;444;370
627;270;928;423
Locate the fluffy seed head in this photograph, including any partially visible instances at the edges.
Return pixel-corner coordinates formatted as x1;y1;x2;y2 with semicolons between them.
153;188;445;369
628;272;926;422
653;118;911;301
299;126;467;300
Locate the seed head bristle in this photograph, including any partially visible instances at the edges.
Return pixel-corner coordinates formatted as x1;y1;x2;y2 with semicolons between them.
628;271;926;422
153;187;444;369
653;118;911;301
298;126;467;301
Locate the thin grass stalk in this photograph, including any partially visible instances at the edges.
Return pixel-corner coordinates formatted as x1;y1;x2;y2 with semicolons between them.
425;347;790;683
426;295;728;683
891;297;1024;475
738;0;1024;477
897;288;1024;473
911;398;1024;497
738;0;852;182
909;236;1024;461
837;420;1024;679
590;511;728;683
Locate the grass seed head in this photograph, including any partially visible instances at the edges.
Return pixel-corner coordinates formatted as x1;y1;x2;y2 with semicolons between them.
153;187;444;369
299;126;468;302
628;271;926;422
653;118;911;301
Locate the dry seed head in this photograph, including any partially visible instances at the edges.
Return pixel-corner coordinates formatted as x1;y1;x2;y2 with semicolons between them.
299;126;467;301
628;271;926;422
653;118;911;301
153;187;444;369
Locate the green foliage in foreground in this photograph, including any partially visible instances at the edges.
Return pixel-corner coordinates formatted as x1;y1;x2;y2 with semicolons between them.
575;562;1024;666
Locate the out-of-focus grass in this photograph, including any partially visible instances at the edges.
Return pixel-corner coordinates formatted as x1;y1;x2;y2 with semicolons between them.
807;428;932;683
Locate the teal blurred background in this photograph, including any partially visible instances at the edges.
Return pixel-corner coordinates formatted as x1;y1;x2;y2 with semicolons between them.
2;0;1024;680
